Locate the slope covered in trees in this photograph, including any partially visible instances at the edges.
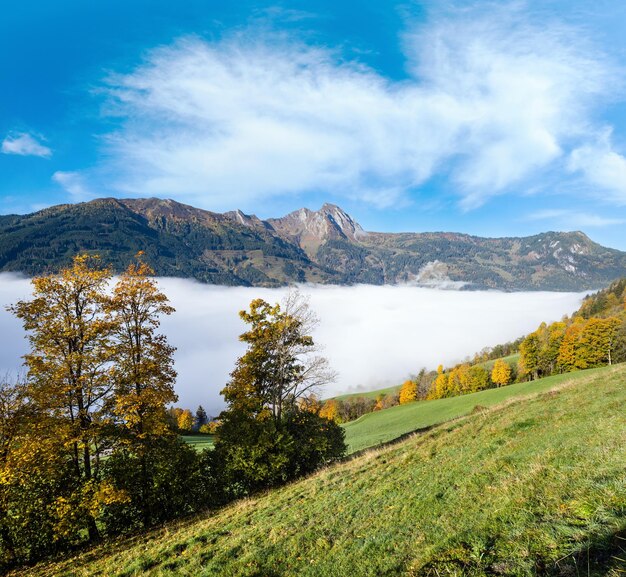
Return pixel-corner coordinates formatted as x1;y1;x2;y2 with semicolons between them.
17;365;626;577
517;278;626;380
2;197;626;290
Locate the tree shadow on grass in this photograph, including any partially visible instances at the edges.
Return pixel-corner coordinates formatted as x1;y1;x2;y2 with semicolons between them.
413;527;626;577
547;528;626;577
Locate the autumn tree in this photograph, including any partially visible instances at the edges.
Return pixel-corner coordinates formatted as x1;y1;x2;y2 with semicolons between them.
10;255;116;541
105;257;180;529
491;359;512;387
319;399;342;422
109;257;177;442
519;332;541;380
428;365;449;399
0;376;28;564
0;375;74;566
577;317;622;367
8;254;205;552
542;322;567;374
467;365;491;392
177;409;194;433
166;407;184;430
557;322;585;372
399;380;418;404
214;292;344;494
223;292;335;422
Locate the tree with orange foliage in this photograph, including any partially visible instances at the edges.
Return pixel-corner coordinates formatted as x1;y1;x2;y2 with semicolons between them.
398;380;418;404
319;399;341;423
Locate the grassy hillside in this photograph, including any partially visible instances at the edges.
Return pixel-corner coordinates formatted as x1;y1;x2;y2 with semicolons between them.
181;434;214;451
332;383;402;401
476;352;520;371
342;365;605;453
21;365;626;577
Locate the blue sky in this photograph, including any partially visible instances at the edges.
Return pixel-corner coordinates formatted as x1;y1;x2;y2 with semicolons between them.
2;1;626;249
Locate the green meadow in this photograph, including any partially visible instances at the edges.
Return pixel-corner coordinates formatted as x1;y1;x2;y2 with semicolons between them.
332;383;402;401
181;434;214;452
342;365;609;453
476;352;520;371
22;364;626;577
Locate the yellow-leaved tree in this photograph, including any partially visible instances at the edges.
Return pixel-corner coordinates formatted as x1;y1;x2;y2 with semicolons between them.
177;409;194;433
319;399;341;422
398;380;418;404
491;359;512;387
107;255;179;528
7;253;203;558
109;256;177;441
10;254;116;542
427;365;449;399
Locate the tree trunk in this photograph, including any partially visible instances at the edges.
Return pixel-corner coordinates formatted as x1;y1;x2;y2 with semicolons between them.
86;516;100;542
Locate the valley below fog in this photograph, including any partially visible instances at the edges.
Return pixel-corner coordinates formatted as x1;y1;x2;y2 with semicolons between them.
0;274;586;414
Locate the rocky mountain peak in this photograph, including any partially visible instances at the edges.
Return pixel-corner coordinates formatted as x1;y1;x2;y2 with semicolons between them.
222;208;269;230
318;203;366;239
268;204;366;253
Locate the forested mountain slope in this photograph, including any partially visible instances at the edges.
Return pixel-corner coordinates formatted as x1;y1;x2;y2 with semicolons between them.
1;197;625;290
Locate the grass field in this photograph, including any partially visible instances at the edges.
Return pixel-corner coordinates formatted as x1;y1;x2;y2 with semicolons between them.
21;365;626;577
332;383;402;401
342;365;611;453
476;352;520;371
181;434;214;451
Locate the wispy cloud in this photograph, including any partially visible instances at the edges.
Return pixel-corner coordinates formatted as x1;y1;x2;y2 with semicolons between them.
52;171;94;200
527;208;625;228
1;133;52;158
568;129;626;204
63;4;620;211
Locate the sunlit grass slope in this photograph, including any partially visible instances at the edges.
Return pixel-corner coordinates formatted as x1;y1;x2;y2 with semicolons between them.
23;365;626;577
343;365;611;453
476;352;520;371
332;383;401;401
181;434;214;452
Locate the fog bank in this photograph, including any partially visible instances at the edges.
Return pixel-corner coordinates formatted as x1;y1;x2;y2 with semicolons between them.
0;274;585;415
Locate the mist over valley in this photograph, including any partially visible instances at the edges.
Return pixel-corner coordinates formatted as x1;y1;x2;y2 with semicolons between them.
0;273;584;414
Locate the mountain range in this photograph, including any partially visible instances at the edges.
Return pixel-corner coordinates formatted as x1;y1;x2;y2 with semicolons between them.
1;197;625;291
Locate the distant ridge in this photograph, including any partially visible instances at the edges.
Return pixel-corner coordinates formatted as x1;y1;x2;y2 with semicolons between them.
1;197;625;291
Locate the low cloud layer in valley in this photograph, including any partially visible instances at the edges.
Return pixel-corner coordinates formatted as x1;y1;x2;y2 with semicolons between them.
0;274;585;415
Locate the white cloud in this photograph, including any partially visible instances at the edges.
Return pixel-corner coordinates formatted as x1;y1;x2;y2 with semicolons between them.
0;274;584;415
568;130;626;204
61;4;614;211
52;171;94;200
1;133;52;158
527;208;625;227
